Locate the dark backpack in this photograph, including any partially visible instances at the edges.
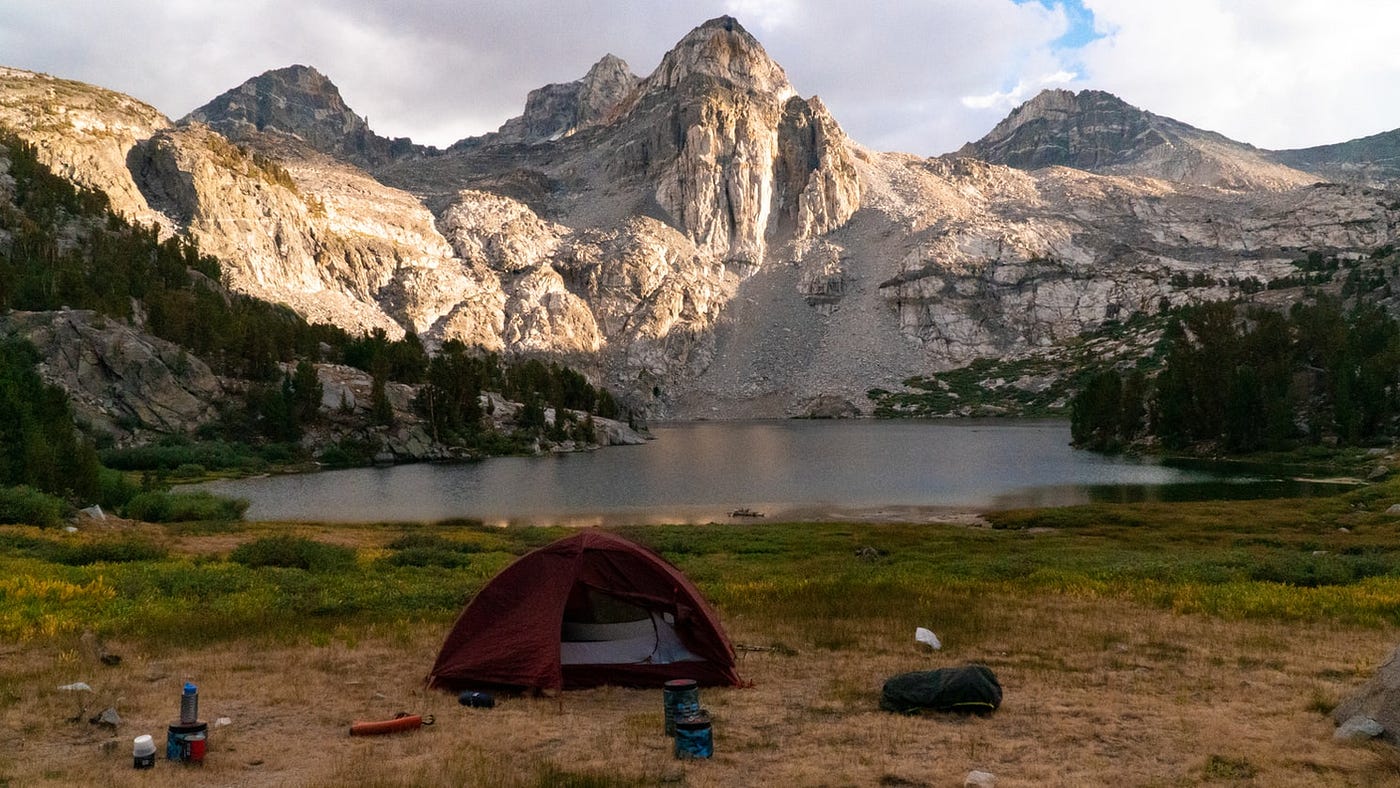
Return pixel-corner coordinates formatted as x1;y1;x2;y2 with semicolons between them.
879;665;1002;715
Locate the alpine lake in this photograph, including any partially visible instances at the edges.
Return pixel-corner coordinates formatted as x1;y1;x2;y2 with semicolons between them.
191;419;1351;525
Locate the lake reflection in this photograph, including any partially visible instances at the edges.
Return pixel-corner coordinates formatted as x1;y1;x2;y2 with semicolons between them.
191;420;1339;525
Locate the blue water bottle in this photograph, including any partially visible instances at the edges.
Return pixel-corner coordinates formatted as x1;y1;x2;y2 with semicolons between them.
180;682;198;724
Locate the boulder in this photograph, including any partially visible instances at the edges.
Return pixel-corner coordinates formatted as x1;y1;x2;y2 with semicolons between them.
1334;645;1400;746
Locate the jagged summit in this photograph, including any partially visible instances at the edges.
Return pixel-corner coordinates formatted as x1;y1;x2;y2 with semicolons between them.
487;53;640;145
958;88;1317;190
183;64;419;165
647;15;794;99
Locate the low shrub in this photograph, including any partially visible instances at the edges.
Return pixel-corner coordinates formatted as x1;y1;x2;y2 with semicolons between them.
385;547;471;568
229;536;355;572
100;440;306;473
318;437;381;469
59;538;166;565
385;533;483;553
382;533;484;568
123;491;248;523
96;467;140;509
172;463;207;479
0;486;66;528
0;532;164;564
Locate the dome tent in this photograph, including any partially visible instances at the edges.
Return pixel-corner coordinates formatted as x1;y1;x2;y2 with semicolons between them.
428;530;742;692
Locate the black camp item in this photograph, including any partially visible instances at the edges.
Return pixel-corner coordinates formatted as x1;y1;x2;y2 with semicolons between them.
879;665;1002;715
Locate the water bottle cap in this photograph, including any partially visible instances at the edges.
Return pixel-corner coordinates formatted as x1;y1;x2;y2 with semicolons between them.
183;682;197;694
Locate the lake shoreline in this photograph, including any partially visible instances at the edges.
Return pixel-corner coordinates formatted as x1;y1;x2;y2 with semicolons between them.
185;420;1357;525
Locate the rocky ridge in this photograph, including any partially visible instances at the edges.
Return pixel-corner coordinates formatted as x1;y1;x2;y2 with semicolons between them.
1272;127;1400;187
481;54;640;146
2;18;1399;421
957;89;1319;191
183;65;423;166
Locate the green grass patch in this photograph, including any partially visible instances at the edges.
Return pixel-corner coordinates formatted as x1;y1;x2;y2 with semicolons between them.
1203;754;1258;779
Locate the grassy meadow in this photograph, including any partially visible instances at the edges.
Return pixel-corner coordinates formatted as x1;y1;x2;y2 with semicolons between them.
3;479;1400;785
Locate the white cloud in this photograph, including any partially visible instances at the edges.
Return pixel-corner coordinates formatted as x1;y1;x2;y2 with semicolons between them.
722;0;800;29
1078;0;1400;148
1;0;1395;157
961;70;1078;111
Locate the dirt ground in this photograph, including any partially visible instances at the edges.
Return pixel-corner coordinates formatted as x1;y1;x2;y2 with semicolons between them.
3;593;1397;787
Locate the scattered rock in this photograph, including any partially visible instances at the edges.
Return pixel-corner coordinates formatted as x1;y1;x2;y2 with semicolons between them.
1368;465;1390;481
57;682;93;692
965;770;997;787
89;707;121;728
215;716;233;727
854;546;887;561
800;395;863;419
1334;715;1385;743
1385;504;1400;515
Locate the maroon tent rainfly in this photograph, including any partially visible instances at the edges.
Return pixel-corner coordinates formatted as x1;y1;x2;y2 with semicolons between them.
428;530;742;692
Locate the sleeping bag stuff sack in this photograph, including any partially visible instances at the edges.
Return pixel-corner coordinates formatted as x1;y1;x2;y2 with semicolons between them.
879;665;1002;715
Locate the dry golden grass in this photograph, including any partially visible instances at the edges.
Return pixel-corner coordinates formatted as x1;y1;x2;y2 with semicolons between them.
2;590;1396;787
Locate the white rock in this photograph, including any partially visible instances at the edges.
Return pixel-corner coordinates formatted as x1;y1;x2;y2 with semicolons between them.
1334;715;1385;742
915;627;942;650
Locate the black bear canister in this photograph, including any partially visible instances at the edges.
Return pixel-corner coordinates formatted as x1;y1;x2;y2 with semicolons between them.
673;711;713;759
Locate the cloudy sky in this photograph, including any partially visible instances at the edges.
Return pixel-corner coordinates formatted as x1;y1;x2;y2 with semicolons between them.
3;0;1398;156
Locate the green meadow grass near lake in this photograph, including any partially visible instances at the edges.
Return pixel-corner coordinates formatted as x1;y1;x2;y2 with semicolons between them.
3;477;1400;650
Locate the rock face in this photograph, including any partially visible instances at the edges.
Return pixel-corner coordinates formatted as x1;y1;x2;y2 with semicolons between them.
958;89;1318;191
128;124;456;337
0;310;223;441
2;18;1399;421
488;54;639;145
183;65;421;166
0;67;171;225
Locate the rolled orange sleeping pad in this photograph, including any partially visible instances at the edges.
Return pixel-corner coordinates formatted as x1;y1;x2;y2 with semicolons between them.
349;712;431;736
